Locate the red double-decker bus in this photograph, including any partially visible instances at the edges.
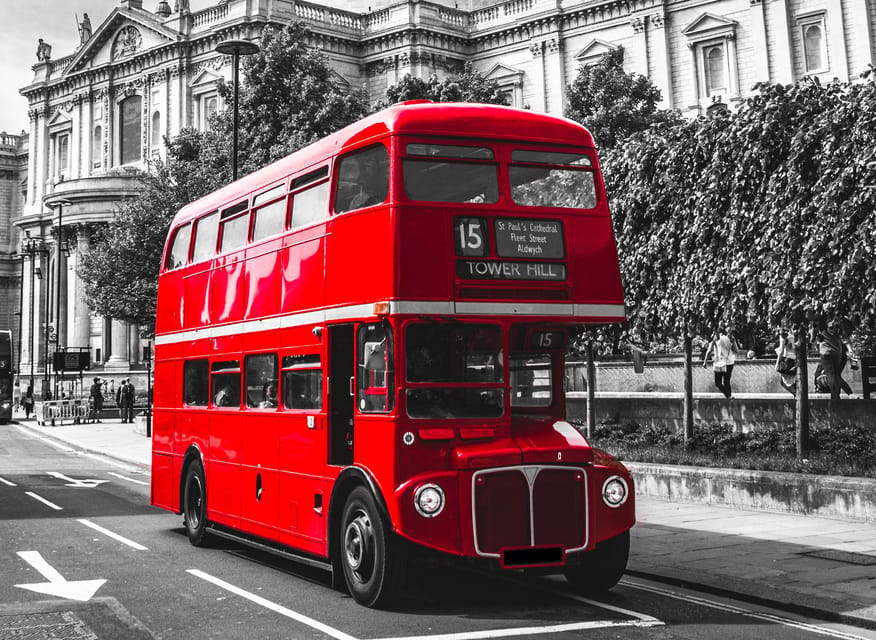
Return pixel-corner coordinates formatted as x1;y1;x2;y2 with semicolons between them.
151;101;633;607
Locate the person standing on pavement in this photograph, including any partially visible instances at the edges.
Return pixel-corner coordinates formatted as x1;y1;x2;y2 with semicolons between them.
23;383;34;419
89;377;103;422
703;327;739;399
774;329;797;396
117;378;135;423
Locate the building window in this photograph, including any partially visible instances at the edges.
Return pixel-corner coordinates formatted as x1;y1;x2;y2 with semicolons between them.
151;111;161;147
196;94;219;131
119;95;142;165
92;126;102;169
55;134;69;181
800;16;827;73
683;13;739;112
703;45;726;95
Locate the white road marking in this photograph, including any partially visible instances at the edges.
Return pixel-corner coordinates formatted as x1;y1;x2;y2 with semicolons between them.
77;519;148;551
25;491;62;510
0;476;16;486
107;471;149;485
15;550;106;602
370;619;662;640
188;569;358;640
623;579;873;640
46;471;108;488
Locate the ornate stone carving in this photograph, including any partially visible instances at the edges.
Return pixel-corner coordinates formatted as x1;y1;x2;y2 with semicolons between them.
651;13;665;29
545;38;560;54
631;16;645;33
112;26;143;60
529;40;543;57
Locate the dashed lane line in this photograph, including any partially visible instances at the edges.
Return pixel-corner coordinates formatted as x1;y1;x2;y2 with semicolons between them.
77;519;149;551
0;476;16;486
188;569;357;640
107;471;149;486
25;491;63;511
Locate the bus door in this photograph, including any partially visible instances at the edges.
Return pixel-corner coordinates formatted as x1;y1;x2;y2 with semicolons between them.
328;325;355;467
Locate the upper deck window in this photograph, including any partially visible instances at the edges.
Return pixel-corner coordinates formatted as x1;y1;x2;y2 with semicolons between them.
191;211;219;263
403;143;499;204
220;202;250;253
252;184;287;243
334;145;389;214
510;149;597;209
165;223;191;270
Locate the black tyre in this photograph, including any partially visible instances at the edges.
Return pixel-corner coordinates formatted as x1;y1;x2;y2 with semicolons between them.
564;530;629;593
183;458;208;547
340;486;406;608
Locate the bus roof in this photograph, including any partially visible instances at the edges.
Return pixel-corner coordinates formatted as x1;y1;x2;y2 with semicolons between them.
169;102;596;228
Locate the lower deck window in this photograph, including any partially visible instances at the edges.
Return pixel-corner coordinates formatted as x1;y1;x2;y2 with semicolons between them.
510;355;552;407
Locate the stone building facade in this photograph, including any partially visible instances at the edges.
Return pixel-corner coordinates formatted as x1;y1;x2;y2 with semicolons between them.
10;0;876;386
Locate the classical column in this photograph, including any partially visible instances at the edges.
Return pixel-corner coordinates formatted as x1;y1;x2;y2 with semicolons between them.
72;229;91;350
770;0;794;84
544;38;566;115
749;1;771;84
649;12;673;109
105;319;129;369
529;40;546;112
129;324;140;367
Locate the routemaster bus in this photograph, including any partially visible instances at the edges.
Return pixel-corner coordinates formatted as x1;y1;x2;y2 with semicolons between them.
151;101;633;607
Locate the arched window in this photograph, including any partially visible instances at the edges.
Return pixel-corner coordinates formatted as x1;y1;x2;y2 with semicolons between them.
203;95;218;130
704;45;725;95
55;134;69;180
151;111;161;147
803;23;823;72
92;125;102;169
119;95;142;165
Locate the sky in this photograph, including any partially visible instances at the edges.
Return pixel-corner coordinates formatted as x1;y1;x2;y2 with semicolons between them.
0;0;213;135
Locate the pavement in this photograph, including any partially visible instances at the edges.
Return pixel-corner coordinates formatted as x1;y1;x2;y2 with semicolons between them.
10;411;876;631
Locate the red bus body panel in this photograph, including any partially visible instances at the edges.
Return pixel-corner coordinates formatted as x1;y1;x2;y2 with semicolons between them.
152;102;632;572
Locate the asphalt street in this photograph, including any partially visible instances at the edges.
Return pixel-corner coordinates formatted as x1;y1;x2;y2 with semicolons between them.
2;422;875;640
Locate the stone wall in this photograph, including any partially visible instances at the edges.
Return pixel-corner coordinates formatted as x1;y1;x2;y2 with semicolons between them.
567;392;876;431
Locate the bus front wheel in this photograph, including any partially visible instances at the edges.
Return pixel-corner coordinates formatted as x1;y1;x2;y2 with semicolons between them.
339;486;405;608
564;530;629;593
183;459;208;547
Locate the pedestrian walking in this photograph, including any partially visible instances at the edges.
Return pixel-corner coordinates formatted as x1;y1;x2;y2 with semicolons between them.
22;383;34;419
774;329;797;396
116;378;135;423
89;377;103;422
703;327;739;399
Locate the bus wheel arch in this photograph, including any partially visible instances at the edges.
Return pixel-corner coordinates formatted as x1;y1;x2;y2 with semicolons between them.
180;446;208;547
328;468;404;606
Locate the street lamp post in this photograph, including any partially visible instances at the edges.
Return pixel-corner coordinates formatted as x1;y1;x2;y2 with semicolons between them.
215;39;260;181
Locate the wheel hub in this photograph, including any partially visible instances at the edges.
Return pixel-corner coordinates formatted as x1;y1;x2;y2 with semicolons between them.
344;513;372;572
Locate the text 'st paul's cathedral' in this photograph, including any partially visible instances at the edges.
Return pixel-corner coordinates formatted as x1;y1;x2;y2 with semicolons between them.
6;0;875;381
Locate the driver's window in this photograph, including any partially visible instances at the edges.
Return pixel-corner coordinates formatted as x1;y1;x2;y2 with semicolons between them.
357;323;394;413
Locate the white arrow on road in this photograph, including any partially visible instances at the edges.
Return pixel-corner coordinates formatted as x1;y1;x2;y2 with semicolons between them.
45;471;108;488
15;551;106;601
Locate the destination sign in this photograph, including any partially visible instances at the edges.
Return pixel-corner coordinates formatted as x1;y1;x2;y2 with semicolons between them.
495;218;564;259
457;260;567;281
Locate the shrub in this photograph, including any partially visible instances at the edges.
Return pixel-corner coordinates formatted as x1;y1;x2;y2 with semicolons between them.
579;420;876;478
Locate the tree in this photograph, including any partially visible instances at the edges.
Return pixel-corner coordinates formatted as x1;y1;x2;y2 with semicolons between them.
379;61;509;107
565;48;679;149
79;23;371;334
601;74;876;454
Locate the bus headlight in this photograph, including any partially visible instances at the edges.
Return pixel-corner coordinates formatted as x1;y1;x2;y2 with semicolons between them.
602;476;629;508
414;483;445;518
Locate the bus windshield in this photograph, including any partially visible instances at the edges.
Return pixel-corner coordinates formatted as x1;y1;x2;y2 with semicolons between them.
405;322;504;419
509;149;597;209
402;143;499;204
